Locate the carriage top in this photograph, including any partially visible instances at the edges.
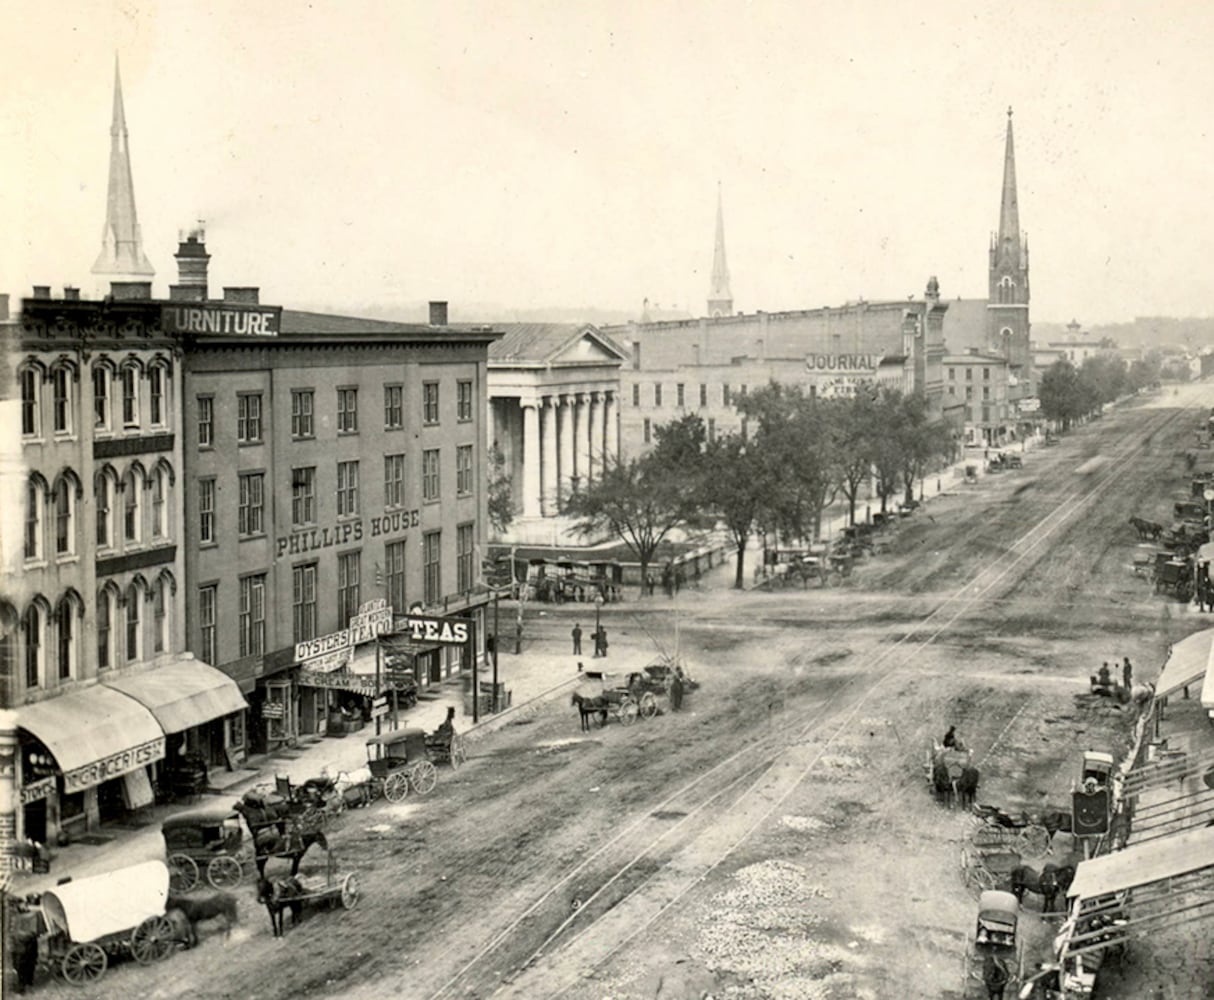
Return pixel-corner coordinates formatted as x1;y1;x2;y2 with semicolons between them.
977;889;1019;932
366;727;426;748
40;860;169;944
162;804;242;833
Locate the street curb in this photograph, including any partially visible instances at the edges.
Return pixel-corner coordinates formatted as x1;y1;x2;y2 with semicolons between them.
461;675;582;745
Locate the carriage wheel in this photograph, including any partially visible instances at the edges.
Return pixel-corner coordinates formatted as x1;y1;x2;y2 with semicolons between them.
1018;824;1050;857
207;855;244;889
61;942;107;984
618;700;639;726
340;872;360;910
639;693;658;719
384;773;410;803
131;914;176;964
410;760;438;795
168;853;200;892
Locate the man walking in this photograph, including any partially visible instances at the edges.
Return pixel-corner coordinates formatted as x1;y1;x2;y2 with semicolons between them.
598;627;608;658
1123;657;1133;691
572;624;583;655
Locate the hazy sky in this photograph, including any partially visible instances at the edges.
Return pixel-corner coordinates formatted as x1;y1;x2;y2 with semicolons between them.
3;1;1212;324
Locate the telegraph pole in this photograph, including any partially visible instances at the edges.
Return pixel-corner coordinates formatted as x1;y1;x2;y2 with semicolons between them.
492;589;501;712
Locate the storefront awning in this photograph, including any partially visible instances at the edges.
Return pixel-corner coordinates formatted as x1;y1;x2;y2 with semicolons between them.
18;686;166;792
104;655;248;734
1155;628;1214;700
1067;824;1214;902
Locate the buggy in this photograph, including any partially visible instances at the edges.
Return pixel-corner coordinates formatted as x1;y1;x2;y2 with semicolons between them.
37;860;179;986
964;889;1022;999
364;727;440;801
163;805;246;892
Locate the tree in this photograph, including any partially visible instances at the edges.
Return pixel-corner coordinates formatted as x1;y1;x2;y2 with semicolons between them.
836;388;881;525
701;432;771;588
487;443;514;537
892;392;952;505
870;389;905;512
1039;359;1083;430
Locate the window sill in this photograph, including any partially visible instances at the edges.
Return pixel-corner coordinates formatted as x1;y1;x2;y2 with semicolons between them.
291;435;316;442
22;558;48;570
237;440;265;447
21;434;44;444
199;540;218;550
52;432;77;442
337;430;359;437
54;554;79;566
238;533;268;542
383;425;404;432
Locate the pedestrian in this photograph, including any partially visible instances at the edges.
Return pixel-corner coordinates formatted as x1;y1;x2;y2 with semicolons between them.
983;954;1009;1000
599;628;608;658
669;670;685;712
592;629;602;658
514;620;523;655
572;624;583;655
1123;657;1133;690
1098;662;1112;688
646;573;655;597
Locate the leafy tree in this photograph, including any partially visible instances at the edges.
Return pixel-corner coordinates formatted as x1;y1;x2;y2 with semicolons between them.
700;431;771;588
1039;359;1084;430
1080;353;1129;406
891;392;952;504
870;389;906;512
835;388;881;525
487;443;514;537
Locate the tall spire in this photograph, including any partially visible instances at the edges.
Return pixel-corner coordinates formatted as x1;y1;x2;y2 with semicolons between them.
997;106;1019;249
707;183;733;318
92;55;155;279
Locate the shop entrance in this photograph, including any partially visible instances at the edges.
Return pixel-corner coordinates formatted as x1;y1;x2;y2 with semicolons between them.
23;798;47;843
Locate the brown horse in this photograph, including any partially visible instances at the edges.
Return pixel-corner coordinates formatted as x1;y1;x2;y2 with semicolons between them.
166;891;239;943
252;827;328;878
571;692;608;732
256;875;303;937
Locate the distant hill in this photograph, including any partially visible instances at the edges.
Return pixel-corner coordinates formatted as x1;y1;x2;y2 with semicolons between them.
1035;317;1214;350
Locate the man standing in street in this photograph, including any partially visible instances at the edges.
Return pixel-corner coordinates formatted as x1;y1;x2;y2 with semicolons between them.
669;670;684;712
1123;657;1133;691
598;627;608;658
572;624;583;655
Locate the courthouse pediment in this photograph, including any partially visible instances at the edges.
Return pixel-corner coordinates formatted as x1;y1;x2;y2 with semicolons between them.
490;323;627;368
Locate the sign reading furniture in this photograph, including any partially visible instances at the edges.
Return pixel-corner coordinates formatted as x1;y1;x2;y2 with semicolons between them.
161;304;283;336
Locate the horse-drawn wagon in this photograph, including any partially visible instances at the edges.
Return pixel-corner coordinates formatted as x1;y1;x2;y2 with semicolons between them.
36;860;180;985
964;889;1022;999
163;805;246;892
257;850;360;937
363;727;440;801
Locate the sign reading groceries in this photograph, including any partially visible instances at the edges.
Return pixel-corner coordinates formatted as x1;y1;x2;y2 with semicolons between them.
63;737;166;793
294;600;393;662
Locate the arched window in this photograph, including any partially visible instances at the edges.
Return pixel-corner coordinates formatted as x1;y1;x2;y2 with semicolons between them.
56;596;78;681
23;603;44;689
121;364;140;427
24;476;45;562
21;365;41;438
93;364;112;430
123;466;143;544
0;603;18;684
51;365;73;435
124;583;142;662
998;276;1015;305
151;466;168;540
97;587;115;670
54;474;76;557
148;364;168;427
153;576;169;653
95;468;116;548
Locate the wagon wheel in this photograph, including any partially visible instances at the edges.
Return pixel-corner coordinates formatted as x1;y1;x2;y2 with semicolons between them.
131;914;176;964
617;699;639;726
168;853;200;892
207;854;244;889
638;692;659;719
1018;824;1050;857
340;872;360;910
61;942;107;984
384;772;410;803
410;760;438;795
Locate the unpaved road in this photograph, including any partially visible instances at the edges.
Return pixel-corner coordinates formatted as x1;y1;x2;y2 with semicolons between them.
29;386;1214;1000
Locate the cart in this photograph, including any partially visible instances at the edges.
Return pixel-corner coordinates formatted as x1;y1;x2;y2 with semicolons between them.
38;859;178;986
365;727;440;801
291;850;361;912
163;805;246;892
964;889;1022;998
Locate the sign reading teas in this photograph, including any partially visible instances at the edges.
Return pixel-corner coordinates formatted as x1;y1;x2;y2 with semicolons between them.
399;614;470;646
63;737;166;793
162;304;282;336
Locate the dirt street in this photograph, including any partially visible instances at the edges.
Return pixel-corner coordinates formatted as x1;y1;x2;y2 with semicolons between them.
27;388;1212;1000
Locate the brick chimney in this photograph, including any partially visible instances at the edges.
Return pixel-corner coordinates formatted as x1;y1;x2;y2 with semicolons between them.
0;294;9;321
63;286;80;301
171;224;211;302
429;301;448;326
110;281;153;301
32;286;51;300
223;287;260;305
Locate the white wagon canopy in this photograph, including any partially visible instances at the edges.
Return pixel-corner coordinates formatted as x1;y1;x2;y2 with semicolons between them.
42;860;169;944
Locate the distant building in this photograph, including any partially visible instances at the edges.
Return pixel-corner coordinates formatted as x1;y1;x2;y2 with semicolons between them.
943;350;1013;446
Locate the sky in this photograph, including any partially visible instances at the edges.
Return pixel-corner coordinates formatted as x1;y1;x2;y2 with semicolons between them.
2;0;1212;325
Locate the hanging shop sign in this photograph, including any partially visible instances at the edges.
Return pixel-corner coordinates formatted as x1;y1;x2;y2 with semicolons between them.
294;612;393;663
299;648;351;674
62;737;165;794
20;776;56;806
298;668;379;698
396;613;470;646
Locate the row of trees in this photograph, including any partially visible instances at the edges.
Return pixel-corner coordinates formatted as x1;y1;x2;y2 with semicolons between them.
1038;350;1163;429
563;384;956;589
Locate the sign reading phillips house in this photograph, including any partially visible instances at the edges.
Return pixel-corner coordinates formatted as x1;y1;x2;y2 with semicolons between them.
162;304;283;336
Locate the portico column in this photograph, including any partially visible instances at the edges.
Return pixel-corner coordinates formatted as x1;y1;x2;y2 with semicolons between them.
604;391;618;466
573;393;588;492
522;402;541;518
541;396;559;517
558;394;576;501
582;392;597;485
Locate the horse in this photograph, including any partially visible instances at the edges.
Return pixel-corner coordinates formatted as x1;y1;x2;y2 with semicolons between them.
252;826;328;878
571;692;608;732
1011;863;1074;912
166;891;239;944
956;765;980;809
982;953;1011;999
931;760;955;808
256;875;304;937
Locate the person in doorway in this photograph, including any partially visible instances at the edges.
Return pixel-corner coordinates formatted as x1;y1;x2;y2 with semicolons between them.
1123;657;1133;690
572;624;583;655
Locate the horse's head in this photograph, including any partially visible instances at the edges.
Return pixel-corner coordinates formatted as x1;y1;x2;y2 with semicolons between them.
255;876;273;905
570;692;580;707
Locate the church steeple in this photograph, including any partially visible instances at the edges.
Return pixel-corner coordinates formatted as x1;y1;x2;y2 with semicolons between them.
997;106;1020;249
707;184;733;318
987;106;1031;384
92;55;155;280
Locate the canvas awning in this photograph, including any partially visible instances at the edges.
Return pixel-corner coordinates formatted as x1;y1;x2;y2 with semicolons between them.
1155;628;1214;700
18;685;165;792
1068;824;1214;901
104;655;248;734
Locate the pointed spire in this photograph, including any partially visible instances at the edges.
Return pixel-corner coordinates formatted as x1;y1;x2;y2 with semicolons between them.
707;183;733;317
93;55;155;280
997;106;1019;249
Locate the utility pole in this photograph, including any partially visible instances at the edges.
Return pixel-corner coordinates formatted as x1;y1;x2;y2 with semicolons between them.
374;639;382;737
493;588;501;713
470;616;479;724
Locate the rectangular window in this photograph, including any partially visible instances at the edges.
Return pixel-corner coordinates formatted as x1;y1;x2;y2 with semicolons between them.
237;393;263;443
238;472;265;536
292;467;316;526
631;342;641;370
151;472;165;540
121;367;138;426
643;418;651;444
21;368;39;437
965;368;973;381
384;454;406;508
199;585;217;665
632;384;640;407
197;396;214;447
708;417;716;442
125;591;139;661
457;523;474;593
199;478;215;544
422;448;440;501
291;389;314;439
700;384;708;407
983;406;992;424
456;445;473;497
51;368;71;434
337;461;360;517
966;386;973;401
337;551;361;629
293;563;318;643
153;584;166;653
238;575;266;658
96;476;111;547
983;385;991;401
97;595;111;670
384;385;403;430
423;531;441;604
337;388;358;434
654;383;662;407
723;384;731;406
149;367;164;426
457;380;473;422
983;368;991;381
677;384;685;407
948;368;956;380
423;382;440;424
385;540;407;613
93;368;109;429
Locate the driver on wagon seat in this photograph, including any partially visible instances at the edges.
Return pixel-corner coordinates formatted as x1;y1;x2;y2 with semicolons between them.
943;726;958;749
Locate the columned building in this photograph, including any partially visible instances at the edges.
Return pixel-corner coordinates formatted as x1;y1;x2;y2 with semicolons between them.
487;324;627;545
